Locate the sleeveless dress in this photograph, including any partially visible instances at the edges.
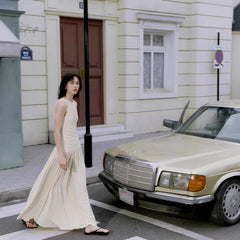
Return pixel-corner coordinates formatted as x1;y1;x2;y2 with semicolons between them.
17;98;97;230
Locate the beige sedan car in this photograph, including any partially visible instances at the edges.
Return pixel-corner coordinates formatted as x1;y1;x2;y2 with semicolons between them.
99;100;240;226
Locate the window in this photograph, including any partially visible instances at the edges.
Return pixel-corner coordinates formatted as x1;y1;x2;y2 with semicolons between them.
137;13;185;99
143;33;165;90
178;106;240;143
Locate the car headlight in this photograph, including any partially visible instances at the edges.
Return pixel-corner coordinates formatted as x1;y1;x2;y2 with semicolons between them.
103;154;114;175
159;171;206;192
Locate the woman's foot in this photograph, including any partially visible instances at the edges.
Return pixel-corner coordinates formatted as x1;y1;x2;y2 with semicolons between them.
84;224;110;235
22;218;38;228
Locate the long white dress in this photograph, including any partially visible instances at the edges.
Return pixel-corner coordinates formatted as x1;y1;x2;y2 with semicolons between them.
17;98;97;230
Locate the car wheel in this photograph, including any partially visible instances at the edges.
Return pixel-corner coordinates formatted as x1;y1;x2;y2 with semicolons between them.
211;179;240;226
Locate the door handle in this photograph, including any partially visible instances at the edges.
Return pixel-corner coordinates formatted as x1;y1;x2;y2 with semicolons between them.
79;68;85;80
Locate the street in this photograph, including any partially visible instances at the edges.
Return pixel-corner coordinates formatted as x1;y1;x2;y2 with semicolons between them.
0;182;239;240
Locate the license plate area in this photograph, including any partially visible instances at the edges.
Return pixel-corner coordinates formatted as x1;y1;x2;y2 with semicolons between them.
118;188;134;206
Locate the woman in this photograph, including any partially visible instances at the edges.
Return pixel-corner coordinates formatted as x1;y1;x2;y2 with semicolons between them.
17;73;109;235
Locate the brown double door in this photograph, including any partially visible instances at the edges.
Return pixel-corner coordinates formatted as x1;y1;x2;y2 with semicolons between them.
60;17;104;126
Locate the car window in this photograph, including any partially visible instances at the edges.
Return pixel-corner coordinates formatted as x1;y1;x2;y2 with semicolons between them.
177;107;240;143
216;113;240;142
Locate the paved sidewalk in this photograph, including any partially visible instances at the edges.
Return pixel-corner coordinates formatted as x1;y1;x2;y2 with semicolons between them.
0;132;167;203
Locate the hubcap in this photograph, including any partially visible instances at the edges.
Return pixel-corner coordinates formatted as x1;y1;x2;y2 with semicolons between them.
222;183;240;220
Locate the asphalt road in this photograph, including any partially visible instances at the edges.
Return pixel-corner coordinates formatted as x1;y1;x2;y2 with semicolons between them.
0;182;239;240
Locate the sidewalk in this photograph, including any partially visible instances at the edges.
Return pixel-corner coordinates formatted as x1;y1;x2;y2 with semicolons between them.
0;132;166;203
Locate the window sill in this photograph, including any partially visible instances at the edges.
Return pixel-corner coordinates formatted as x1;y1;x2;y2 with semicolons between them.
140;89;177;99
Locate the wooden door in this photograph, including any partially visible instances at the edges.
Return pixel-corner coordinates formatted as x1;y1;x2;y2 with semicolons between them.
60;17;104;126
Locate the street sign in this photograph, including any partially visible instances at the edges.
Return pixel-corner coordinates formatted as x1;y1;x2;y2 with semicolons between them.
214;45;224;69
79;2;84;9
20;46;33;61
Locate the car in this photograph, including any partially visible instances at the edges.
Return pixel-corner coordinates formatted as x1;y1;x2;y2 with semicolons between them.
99;100;240;226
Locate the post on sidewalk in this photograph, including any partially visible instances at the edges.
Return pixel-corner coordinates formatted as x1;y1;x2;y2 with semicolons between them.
83;0;92;167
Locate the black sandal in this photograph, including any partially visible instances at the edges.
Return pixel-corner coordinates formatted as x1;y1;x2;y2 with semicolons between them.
84;227;110;235
22;218;39;228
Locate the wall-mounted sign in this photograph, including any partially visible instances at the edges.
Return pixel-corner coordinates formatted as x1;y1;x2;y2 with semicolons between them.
214;45;224;69
20;46;33;60
79;2;84;9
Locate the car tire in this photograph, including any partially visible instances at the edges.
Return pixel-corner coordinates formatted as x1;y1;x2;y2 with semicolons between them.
211;179;240;226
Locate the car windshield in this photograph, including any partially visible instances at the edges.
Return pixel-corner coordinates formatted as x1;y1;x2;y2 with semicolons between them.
177;106;240;143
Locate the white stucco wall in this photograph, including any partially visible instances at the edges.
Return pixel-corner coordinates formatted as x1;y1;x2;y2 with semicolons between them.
232;0;240;99
185;0;232;107
233;0;240;7
118;0;233;134
232;32;240;99
19;0;48;146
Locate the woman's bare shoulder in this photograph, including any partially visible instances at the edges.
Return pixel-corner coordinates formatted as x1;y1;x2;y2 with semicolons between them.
55;99;68;111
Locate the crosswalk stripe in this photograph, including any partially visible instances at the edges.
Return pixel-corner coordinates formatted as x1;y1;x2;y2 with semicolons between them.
0;199;214;240
0;228;69;240
125;237;148;240
90;199;215;240
0;202;25;219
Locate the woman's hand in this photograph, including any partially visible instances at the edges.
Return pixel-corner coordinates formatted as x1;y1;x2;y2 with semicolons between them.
58;155;67;170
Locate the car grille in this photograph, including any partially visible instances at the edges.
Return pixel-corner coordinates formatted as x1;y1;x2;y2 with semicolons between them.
112;155;157;191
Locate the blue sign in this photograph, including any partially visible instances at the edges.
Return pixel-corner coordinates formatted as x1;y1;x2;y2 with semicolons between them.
79;2;84;9
215;49;223;64
21;46;33;61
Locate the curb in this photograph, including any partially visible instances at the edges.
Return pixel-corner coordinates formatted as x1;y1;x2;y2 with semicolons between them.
86;175;101;186
0;176;101;203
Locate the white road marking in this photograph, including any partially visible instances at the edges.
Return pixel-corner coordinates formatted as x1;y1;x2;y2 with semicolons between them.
0;228;69;240
0;199;215;240
90;199;215;240
125;237;148;240
0;202;25;219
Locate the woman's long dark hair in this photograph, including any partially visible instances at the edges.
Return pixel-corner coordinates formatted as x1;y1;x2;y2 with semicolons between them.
58;73;82;99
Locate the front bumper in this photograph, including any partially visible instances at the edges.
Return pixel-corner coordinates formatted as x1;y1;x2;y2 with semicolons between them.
99;171;214;205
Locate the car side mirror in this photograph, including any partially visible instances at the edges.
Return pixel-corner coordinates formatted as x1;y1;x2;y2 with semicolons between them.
163;119;179;130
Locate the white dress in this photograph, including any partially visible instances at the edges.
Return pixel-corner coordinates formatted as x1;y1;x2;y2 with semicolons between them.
17;98;97;230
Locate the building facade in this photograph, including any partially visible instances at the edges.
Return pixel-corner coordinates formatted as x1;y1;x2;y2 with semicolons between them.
18;0;233;146
232;0;240;99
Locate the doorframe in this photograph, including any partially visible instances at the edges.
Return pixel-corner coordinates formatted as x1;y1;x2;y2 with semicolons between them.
46;15;61;143
46;15;119;143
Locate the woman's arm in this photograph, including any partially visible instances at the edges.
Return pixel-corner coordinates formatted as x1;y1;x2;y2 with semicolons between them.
54;101;67;170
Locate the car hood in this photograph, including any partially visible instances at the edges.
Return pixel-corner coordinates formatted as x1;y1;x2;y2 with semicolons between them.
106;133;240;173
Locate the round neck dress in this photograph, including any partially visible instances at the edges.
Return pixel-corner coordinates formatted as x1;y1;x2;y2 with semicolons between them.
17;98;97;230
